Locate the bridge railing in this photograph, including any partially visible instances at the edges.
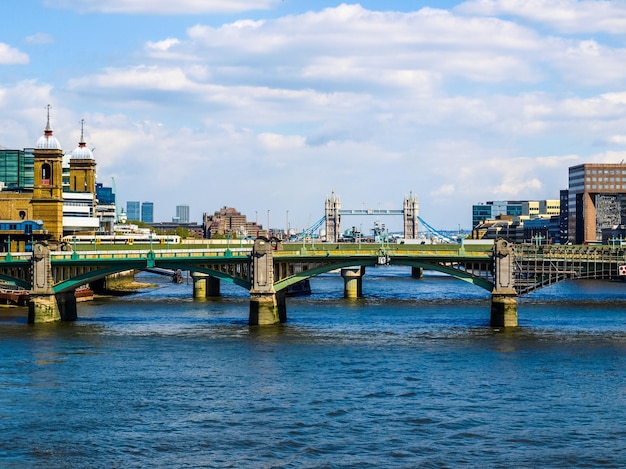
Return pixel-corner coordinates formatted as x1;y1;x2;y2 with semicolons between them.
50;248;252;261
276;246;492;258
0;252;33;261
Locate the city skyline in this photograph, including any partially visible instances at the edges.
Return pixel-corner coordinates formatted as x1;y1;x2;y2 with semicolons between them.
2;1;626;231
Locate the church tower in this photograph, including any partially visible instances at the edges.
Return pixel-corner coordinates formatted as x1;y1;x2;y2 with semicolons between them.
69;119;96;194
31;105;64;241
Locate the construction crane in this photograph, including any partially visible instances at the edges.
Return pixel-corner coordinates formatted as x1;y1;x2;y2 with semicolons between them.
111;176;118;220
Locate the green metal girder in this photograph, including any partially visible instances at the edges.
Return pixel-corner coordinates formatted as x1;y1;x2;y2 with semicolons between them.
274;259;378;292
52;257;253;293
391;259;494;291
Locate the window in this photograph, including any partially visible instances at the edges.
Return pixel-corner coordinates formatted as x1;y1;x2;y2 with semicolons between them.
42;163;51;185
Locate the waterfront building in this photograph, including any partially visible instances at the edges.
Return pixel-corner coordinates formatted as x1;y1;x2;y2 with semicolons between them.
472;200;560;231
522;216;561;245
96;183;115;205
473;211;561;244
472;216;522;243
150;221;203;238
0;219;48;252
568;163;626;244
175;204;190;224
559;189;569;244
0;109;99;240
0;148;34;189
63;120;99;236
96;183;116;234
202;207;262;238
472;201;523;228
141;202;154;223
126;201;140;221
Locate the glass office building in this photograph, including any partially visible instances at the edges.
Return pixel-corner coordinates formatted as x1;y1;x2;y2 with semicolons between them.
141;202;154;223
126;201;140;221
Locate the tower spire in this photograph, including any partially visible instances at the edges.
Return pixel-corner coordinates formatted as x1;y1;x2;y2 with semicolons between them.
79;119;86;147
44;104;53;135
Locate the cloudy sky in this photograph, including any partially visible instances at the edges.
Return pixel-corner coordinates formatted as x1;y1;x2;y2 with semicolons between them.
2;1;626;233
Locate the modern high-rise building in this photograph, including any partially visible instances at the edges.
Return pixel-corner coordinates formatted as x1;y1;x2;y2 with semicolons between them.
141;201;154;223
568;163;626;244
471;200;559;229
126;201;140;221
95;183;116;234
559;189;569;243
0;148;34;189
176;204;190;223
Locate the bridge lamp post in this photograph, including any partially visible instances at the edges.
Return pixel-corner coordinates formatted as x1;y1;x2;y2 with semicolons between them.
267;210;270;238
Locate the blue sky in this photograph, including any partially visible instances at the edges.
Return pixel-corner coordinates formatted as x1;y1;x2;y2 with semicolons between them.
2;1;626;232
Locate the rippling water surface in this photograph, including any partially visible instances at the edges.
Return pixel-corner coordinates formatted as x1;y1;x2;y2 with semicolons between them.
2;267;626;468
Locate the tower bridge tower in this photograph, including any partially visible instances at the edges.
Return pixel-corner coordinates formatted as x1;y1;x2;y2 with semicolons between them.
325;191;341;243
324;191;420;243
403;192;419;239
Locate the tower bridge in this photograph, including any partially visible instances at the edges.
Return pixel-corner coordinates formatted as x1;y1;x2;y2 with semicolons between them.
2;239;626;328
324;191;420;242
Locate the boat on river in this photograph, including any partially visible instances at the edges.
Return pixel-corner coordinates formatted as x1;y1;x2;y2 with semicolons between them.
0;284;29;306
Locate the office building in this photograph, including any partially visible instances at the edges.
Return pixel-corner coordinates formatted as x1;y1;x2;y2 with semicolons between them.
202;206;261;238
0;148;34;189
175;204;190;224
559;189;569;244
568;163;626;244
95;183;116;234
141;201;154;223
126;201;140;221
472;200;559;229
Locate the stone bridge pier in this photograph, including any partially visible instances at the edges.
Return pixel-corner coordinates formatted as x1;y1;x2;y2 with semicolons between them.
491;239;518;328
28;243;77;324
341;267;365;298
249;238;285;325
192;272;221;299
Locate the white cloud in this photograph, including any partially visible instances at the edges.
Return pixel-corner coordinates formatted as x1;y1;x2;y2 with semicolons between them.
180;4;543;86
458;0;626;34
7;3;626;228
43;0;277;14
68;65;196;91
0;43;29;64
24;33;55;45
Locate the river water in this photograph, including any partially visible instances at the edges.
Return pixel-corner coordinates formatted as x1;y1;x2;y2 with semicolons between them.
1;267;626;468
